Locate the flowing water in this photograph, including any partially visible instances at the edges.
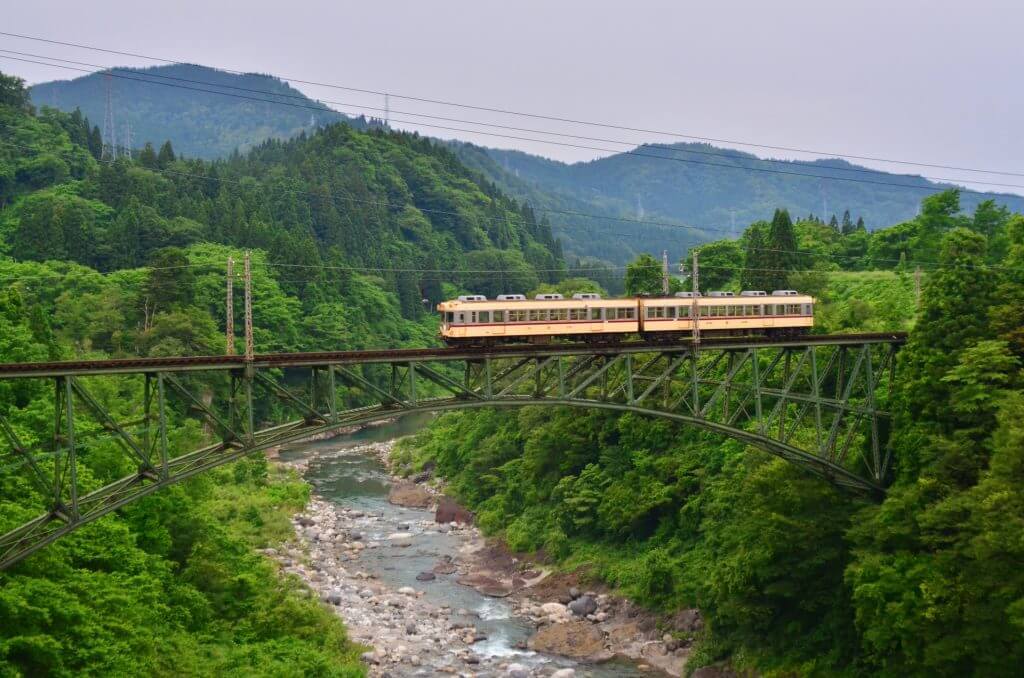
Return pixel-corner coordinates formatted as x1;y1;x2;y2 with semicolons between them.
280;414;646;676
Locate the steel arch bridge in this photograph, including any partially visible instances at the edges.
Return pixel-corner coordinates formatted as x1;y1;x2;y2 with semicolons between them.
0;333;904;569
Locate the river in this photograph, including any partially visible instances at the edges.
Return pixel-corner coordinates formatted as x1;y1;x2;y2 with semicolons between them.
279;414;649;677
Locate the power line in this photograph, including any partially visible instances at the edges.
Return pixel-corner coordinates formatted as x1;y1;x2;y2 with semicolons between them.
5;53;1024;197
3;138;1019;275
3;29;1022;179
4;47;1019;189
0;136;719;236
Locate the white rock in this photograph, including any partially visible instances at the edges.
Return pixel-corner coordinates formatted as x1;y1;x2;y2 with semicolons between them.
398;586;417;596
551;670;576;678
540;602;567;616
506;663;530;678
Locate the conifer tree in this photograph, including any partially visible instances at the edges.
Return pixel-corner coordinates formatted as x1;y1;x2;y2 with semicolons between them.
157;140;176;167
139;142;158;169
841;209;853;234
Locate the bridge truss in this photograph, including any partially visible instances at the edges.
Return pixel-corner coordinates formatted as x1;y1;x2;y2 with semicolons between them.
0;334;903;569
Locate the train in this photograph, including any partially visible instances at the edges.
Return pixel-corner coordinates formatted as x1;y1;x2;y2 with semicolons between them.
437;290;814;346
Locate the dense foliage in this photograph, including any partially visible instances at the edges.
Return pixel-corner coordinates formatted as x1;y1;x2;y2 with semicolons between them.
461;142;1024;268
0;71;568;676
397;196;1024;676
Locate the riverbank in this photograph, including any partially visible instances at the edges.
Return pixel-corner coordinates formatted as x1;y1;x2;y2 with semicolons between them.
268;430;738;677
372;443;702;677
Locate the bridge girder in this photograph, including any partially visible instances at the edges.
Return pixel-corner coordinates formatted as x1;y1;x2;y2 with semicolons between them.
0;337;903;570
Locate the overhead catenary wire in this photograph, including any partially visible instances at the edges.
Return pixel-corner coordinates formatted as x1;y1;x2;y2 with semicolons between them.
5;53;1024;197
4;47;1020;189
2;29;1022;179
1;138;1019;275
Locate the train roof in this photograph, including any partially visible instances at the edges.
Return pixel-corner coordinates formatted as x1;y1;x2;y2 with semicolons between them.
438;294;813;310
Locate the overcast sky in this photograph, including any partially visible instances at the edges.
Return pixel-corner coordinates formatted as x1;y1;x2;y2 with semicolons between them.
3;1;1022;193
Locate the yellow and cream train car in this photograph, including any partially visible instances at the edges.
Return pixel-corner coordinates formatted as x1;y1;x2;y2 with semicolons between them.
437;291;813;346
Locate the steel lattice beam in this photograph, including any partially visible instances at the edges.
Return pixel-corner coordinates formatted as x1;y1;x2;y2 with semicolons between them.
0;335;904;569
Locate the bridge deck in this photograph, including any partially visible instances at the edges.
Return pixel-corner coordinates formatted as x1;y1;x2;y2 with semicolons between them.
0;333;906;378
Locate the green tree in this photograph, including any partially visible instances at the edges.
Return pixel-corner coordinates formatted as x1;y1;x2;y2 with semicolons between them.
624;253;664;296
690;240;742;291
740;221;770;290
138;142;158;169
156;140;176;167
0;72;32;112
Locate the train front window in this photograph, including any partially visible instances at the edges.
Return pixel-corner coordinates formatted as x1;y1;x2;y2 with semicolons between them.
445;312;454;323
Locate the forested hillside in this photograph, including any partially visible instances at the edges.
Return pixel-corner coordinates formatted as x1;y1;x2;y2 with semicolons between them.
457;141;1024;266
30;64;366;160
0;70;564;676
397;192;1024;676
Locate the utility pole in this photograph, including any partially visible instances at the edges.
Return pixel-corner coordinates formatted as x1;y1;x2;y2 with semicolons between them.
661;250;670;295
243;251;254;361
102;73;116;160
225;257;235;355
914;266;922;307
691;250;700;346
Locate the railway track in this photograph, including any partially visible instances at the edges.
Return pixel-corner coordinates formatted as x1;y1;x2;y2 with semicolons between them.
0;333;907;378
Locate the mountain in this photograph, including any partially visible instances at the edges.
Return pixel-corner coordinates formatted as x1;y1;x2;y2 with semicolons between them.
31;64;1024;267
451;141;1024;263
29;64;369;159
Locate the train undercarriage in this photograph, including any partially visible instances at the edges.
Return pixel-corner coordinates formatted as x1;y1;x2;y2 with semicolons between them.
441;327;810;348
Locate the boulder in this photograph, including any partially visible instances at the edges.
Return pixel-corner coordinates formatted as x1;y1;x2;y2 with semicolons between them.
528;621;608;661
668;608;704;633
540;602;568;616
435;495;474;524
416;571;437;582
568;595;597;617
388;482;432;508
551;670;577;678
506;663;530;678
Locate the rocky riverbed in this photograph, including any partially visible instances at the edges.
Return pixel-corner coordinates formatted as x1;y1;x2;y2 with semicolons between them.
270;430;718;677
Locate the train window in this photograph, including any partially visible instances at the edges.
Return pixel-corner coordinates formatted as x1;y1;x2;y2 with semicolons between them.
678;307;690;318
647;307;662;319
569;308;585;320
478;311;490;323
625;307;636;319
528;309;544;322
445;312;454;323
493;310;504;322
552;308;568;321
458;313;466;323
508;309;526;322
590;308;603;320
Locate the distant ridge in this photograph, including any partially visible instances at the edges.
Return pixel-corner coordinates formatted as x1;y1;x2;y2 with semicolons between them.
30;64;370;159
462;142;1024;240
